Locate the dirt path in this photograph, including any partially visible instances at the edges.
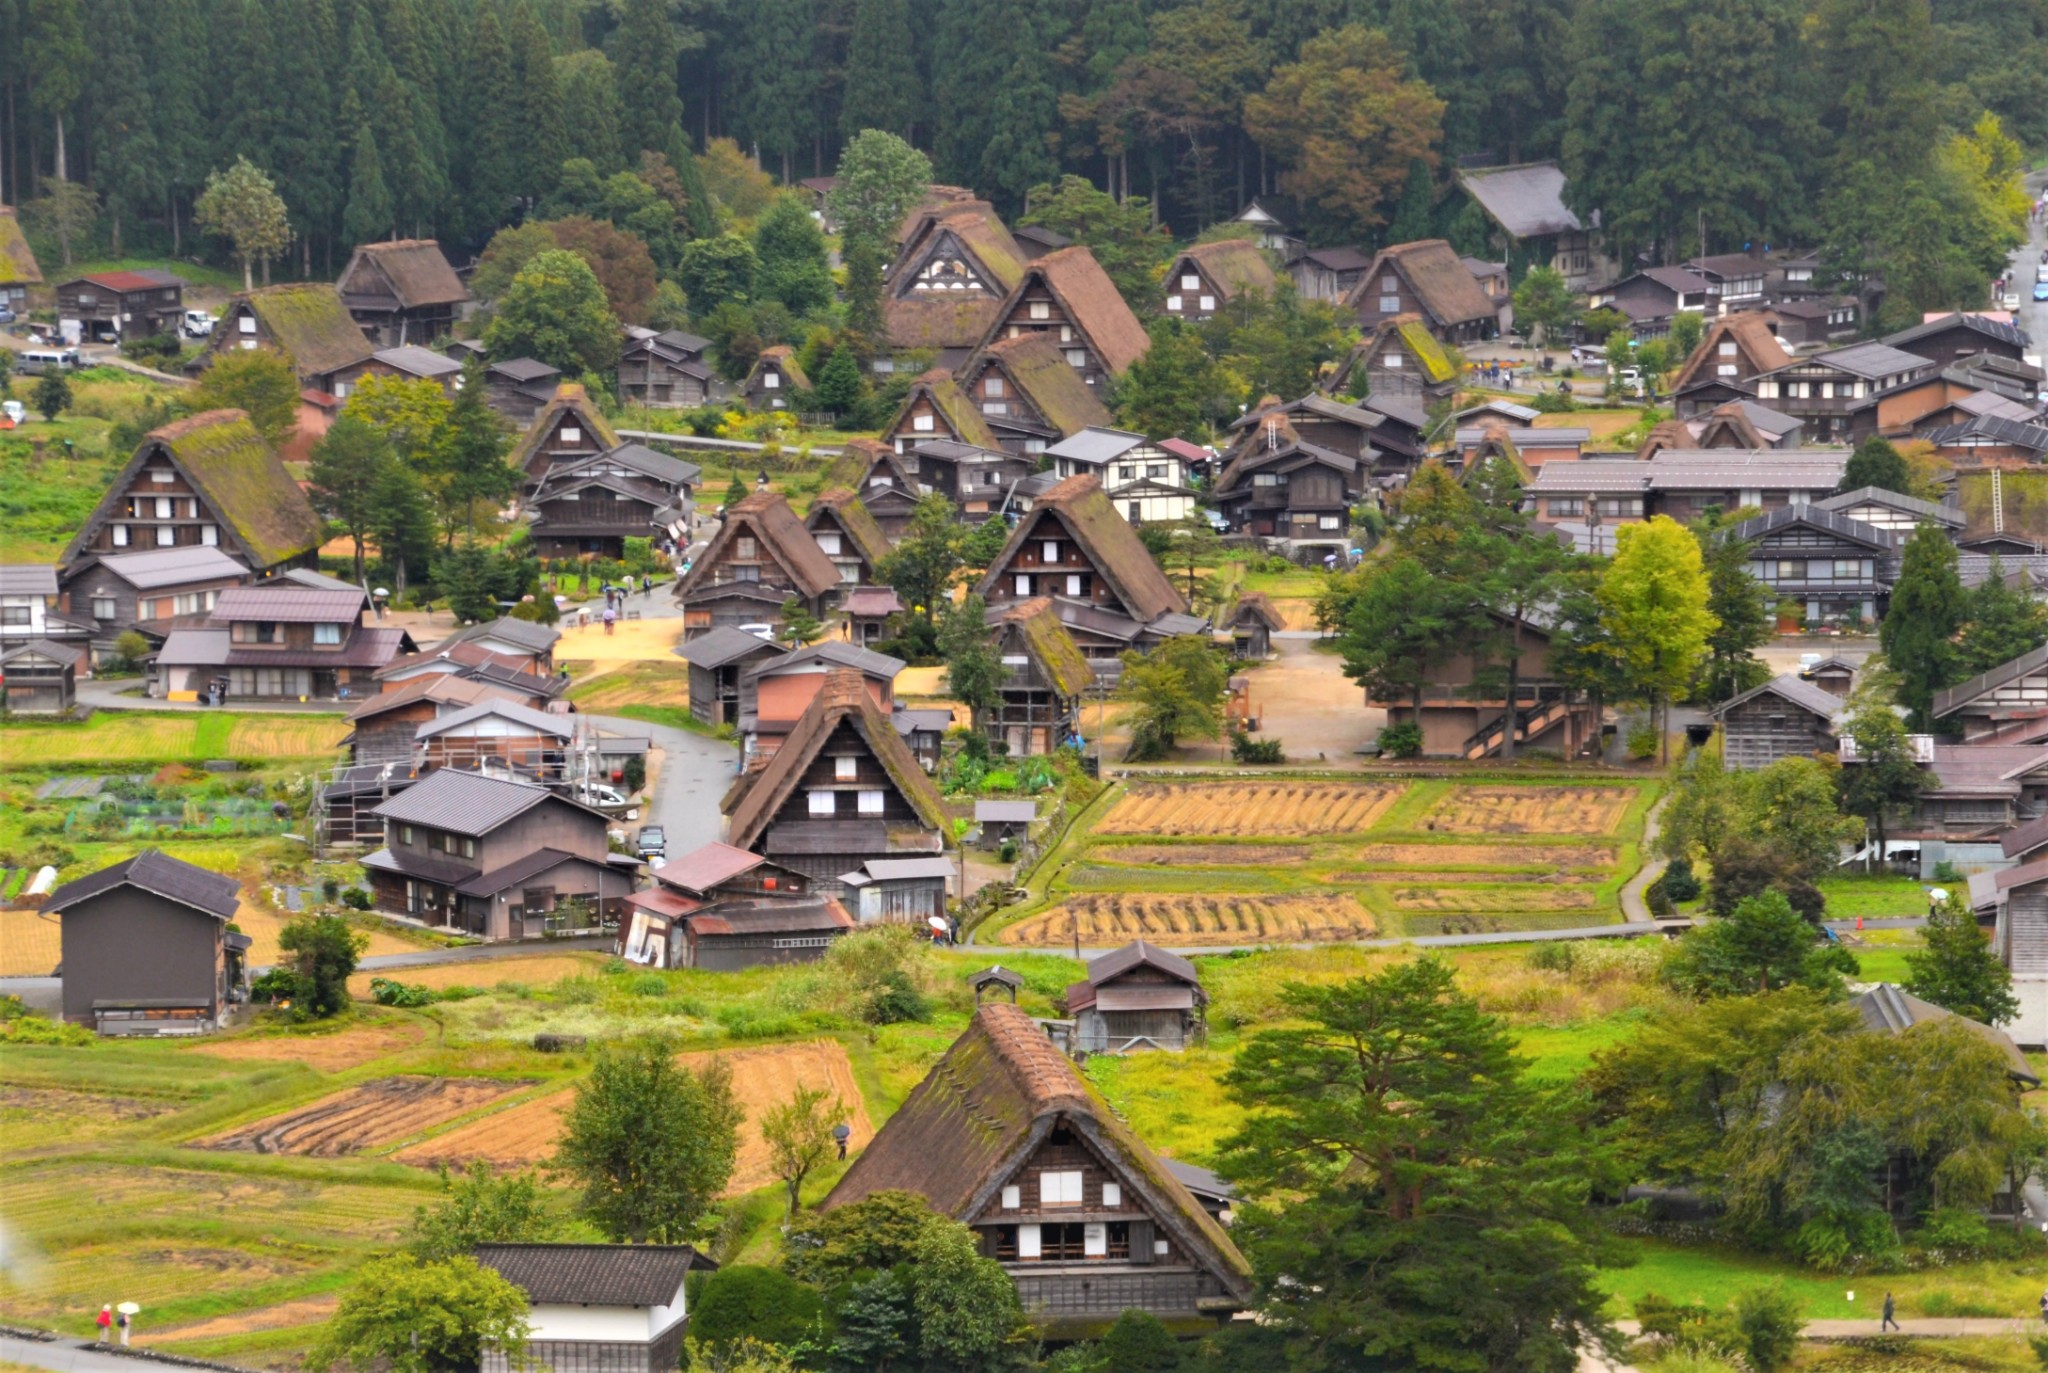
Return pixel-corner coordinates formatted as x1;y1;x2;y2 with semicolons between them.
1244;638;1383;767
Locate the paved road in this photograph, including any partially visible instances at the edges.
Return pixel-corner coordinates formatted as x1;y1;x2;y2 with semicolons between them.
2007;168;2048;350
0;1336;198;1373
587;711;736;859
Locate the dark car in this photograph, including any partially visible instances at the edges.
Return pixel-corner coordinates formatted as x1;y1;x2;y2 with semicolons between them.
635;825;666;859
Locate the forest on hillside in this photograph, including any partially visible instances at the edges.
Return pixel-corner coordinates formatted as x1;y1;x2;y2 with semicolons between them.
0;0;2039;309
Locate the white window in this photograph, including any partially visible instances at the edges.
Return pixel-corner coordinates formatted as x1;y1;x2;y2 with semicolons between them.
1198;295;1215;312
1059;326;1073;342
807;790;837;815
1029;301;1050;321
562;426;581;443
1166;295;1182;311
1384;351;1405;368
333;381;349;398
1014;573;1033;595
155;496;173;518
1065;350;1086;367
912;414;934;432
238;315;256;335
1066;574;1084;596
1717;363;1738;377
816;532;841;555
1084;1223;1107;1257
313;623;342;645
112;524;130;546
1719;341;1737;356
149;467;174;483
1319;515;1342;531
835;755;858;780
763;372;780;389
1154;1239;1170;1256
1018;1224;1042;1259
1381;273;1397;290
156;526;176;546
1101;1182;1121;1208
1181;274;1200;290
1378;295;1400;313
400;825;415;844
1042;540;1060;562
90;596;117;620
857;789;885;815
1001;654;1028;666
1002;1185;1021;1209
984;376;1004;398
1039;1170;1084;1206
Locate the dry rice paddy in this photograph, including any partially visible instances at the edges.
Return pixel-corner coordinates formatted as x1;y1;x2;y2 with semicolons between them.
194;1020;430;1072
1354;842;1617;869
1421;786;1636;835
345;953;611;999
998;892;1376;946
1098;782;1402;837
205;1077;526;1157
1090;843;1305;866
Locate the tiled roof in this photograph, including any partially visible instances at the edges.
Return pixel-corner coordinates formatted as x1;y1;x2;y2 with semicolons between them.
1814;486;1964;527
1709;671;1845;724
1727;504;1891;549
44;850;239;920
433;616;560;656
415;699;574;740
653;842;765;896
1932;645;2048;721
474;1244;709;1306
1087;938;1200;987
681;626;787;670
1884;312;2031;354
0;564;59;595
371;769;573;835
748;638;904;682
212;586;368;623
455;848;605;898
373;345;462;378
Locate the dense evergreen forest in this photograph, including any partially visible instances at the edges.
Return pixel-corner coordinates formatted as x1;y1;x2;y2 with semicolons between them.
0;0;2040;291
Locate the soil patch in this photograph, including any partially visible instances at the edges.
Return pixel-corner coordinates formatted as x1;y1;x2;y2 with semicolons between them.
1099;782;1403;837
194;1020;428;1071
1089;843;1303;866
1330;870;1601;885
149;1295;340;1344
0;1087;181;1125
1355;842;1617;869
346;954;609;998
396;1040;871;1195
999;892;1374;946
1421;786;1637;836
1384;886;1601;913
205;1077;526;1156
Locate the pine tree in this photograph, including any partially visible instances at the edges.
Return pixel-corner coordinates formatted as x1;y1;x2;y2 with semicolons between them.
1905;894;2019;1025
842;237;885;338
558;50;625;174
667;126;719;240
432;359;519;540
1881;523;1967;729
813;344;866;418
612;0;681;157
1384;158;1436;244
508;0;567;201
1839;437;1914;497
343;124;394;249
271;0;343;267
90;0;160;257
460;1;523;238
1957;558;2048;678
839;0;918;140
150;0;211;254
731;0;818;184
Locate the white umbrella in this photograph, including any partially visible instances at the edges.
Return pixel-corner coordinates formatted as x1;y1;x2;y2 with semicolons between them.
927;916;948;932
1929;888;1949;904
117;1303;140;1315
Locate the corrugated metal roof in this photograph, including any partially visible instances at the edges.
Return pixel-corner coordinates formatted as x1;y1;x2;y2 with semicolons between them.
853;857;955;880
0;564;58;595
213;586;368;622
748;639;905;681
683;625;786;670
374;344;462;378
1457;161;1583;237
1710;671;1844;723
415;699;575;740
370;768;563;834
96;546;249;589
654;842;766;896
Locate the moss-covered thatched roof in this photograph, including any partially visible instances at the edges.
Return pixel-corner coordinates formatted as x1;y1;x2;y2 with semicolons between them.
994;596;1095;695
973;333;1111;437
0;206;42;286
241;283;375;379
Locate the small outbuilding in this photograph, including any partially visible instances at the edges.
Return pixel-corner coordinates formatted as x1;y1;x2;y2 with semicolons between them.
1710;672;1844;772
838;856;953;926
42;850;246;1034
970;965;1026;1003
0;638;83;714
678;898;855;970
975;799;1037;845
474;1243;714;1373
1226;593;1285;660
1065;940;1206;1054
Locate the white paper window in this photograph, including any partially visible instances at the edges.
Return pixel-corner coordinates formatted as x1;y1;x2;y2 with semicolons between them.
1029;301;1050;320
156;526;176;546
334;381;350;398
153;496;171;518
562;426;581;443
1102;1183;1121;1208
1066;350;1086;367
238;315;256;334
835;755;858;780
913;414;934;432
1066;574;1084;596
1041;540;1060;562
1378;295;1400;312
1154;1239;1170;1256
1717;363;1738;376
91;597;117;620
313;623;342;645
1002;1185;1021;1209
1014;574;1032;595
1198;295;1215;312
1385;351;1405;368
1319;515;1342;531
112;525;130;546
808;790;837;815
1018;1224;1042;1259
1166;295;1182;311
1001;654;1028;666
1060;326;1073;342
858;789;884;815
763;372;780;388
1084;1223;1107;1257
149;467;174;483
1181;274;1200;290
1040;1170;1084;1206
1719;341;1737;356
816;532;841;555
984;376;1004;398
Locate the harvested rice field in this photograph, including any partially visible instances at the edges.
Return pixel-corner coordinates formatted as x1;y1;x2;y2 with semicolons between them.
1382;885;1602;913
1089;843;1306;866
1421;785;1637;835
395;1040;873;1195
194;1020;430;1072
205;1077;527;1157
1097;782;1403;837
1354;842;1617;869
998;892;1375;946
346;953;611;998
0;1086;184;1149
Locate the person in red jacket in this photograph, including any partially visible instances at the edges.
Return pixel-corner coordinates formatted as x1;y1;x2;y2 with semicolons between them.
96;1306;112;1343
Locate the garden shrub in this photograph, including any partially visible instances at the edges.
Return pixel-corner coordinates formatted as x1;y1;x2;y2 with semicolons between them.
1231;732;1285;763
1377;722;1422;758
1660;857;1701;903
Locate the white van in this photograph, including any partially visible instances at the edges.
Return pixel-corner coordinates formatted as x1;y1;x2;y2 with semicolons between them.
18;348;80;375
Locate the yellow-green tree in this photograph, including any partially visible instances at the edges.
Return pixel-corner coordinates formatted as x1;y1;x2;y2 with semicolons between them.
1599;515;1716;762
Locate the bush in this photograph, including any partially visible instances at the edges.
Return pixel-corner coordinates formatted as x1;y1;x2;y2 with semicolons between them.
1231;732;1285;764
119;332;184;366
865;969;929;1025
997;837;1018;863
339;887;372;910
0;1014;94;1046
687;1265;829;1352
369;978;438;1007
1730;1286;1801;1372
1377;722;1422;758
1932;860;1962;883
251;968;301;1002
1626;721;1660;759
1660;857;1701;903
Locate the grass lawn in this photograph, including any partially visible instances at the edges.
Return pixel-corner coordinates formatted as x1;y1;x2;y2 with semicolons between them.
0;712;343;766
0;366;191;560
1819;874;1929;920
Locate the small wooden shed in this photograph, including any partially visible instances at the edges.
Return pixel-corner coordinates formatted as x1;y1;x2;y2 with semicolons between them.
0;639;83;714
838;856;953;926
1065;940;1207;1054
1227;593;1286;660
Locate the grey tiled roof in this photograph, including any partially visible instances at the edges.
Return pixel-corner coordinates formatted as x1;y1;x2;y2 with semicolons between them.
1710;671;1844;724
369;768;561;835
474;1244;710;1305
1457;161;1582;237
0;564;57;595
92;547;248;590
44;849;240;920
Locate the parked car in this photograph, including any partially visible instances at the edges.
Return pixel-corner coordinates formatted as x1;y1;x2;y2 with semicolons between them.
2004;293;2023;311
636;824;667;859
573;782;638;819
2035;282;2048;303
182;310;216;338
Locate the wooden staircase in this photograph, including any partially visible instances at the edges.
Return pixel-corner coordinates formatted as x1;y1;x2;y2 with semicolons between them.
1461;697;1572;760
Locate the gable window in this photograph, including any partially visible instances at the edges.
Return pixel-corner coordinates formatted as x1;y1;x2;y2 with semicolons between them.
90;596;117;620
1002;1185;1021;1209
1102;1182;1121;1208
156;526;176;546
1065;573;1087;596
1039;1170;1084;1206
1042;540;1060;563
238;315;256;335
1717;363;1738;377
1378;294;1400;313
1059;326;1073;343
816;532;841;555
112;524;131;546
313;622;342;645
1181;274;1200;290
857;789;884;815
808;790;837;815
1198;295;1215;312
155;496;174;518
736;535;757;559
1382;273;1398;290
1014;573;1033;596
984;376;1004;398
1719;342;1737;356
1065;350;1087;367
149;467;174;483
912;413;934;432
1029;301;1050;321
1384;351;1405;368
835;755;858;781
561;426;581;443
763;372;780;389
983;400;1008;415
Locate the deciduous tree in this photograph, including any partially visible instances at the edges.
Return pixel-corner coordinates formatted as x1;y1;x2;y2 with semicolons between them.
1836;697;1929;868
1839;437;1914;497
1019;175;1174;310
1665;890;1854;998
760;1084;841;1220
678;232;759;319
192;349;301;447
1119;634;1227;759
311;1254;530;1373
277;914;368;1020
1957;557;2048;678
405;1161;562;1262
939;595;1003;731
1599;516;1717;762
309;414;392;583
1511;265;1574;345
1113;319;1227;440
753;195;833;316
829;130;933;252
1696;522;1773;704
481;248;621;378
1906;893;2019;1025
876;495;964;658
195;156;293;289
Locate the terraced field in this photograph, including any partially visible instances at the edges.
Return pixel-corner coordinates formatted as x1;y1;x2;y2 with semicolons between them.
992;776;1659;946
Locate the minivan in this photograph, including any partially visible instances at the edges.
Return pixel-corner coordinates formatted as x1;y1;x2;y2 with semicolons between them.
18;348;79;374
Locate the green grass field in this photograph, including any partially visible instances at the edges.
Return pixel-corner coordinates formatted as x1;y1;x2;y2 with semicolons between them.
0;367;191;561
0;712;343;766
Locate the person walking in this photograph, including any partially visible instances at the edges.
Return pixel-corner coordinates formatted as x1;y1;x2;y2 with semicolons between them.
602;604;617;637
1880;1292;1898;1332
117;1309;131;1346
96;1305;113;1343
2038;1287;2048;1324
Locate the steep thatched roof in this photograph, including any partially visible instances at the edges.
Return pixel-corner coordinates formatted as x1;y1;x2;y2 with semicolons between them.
976;474;1187;622
883;203;1030;353
64;410;320;571
1230;591;1286;632
991;247;1150;377
890;369;1000;450
674;489;840;602
1341;240;1495;330
0;206;42;286
749;344;812;393
238;283;376;378
1671;313;1792;392
992;597;1095;696
968;333;1112;437
1173;240;1279;301
806;489;893;567
724;668;947;850
509;383;620;477
342;239;469;307
822;1003;1253;1297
